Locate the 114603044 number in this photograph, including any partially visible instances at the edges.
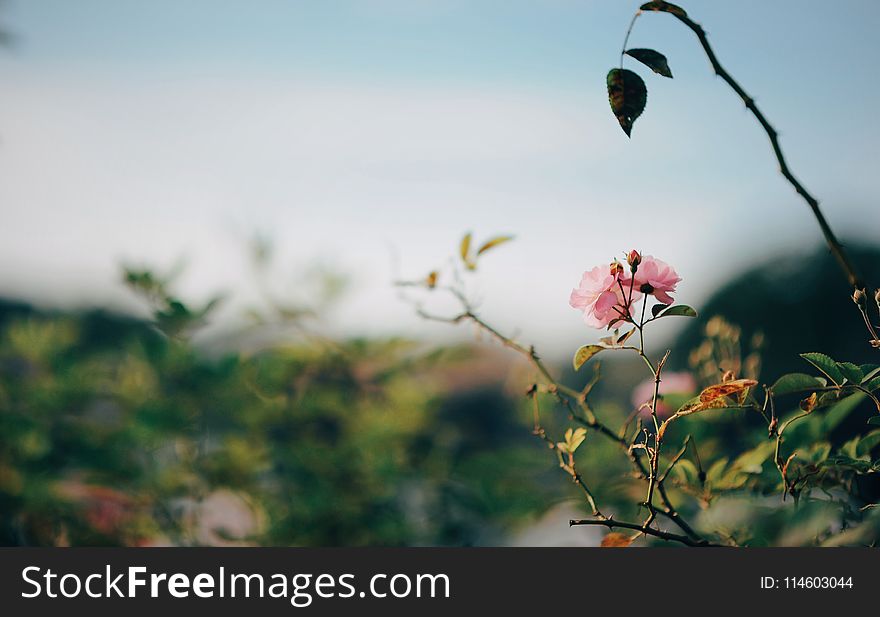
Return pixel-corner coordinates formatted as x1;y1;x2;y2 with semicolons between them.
784;577;853;589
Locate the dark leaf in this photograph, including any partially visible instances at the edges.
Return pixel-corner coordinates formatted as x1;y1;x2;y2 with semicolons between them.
771;373;826;396
607;68;647;137
651;303;669;317
836;361;864;385
625;48;673;78
617;328;636;345
800;352;845;386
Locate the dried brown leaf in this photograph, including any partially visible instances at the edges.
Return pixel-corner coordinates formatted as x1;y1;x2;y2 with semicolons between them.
698;379;758;403
601;532;635;547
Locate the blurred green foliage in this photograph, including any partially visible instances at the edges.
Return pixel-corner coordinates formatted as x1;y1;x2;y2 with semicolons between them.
0;267;561;546
562;315;880;547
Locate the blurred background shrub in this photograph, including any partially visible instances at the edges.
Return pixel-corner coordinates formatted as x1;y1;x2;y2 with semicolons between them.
0;265;567;546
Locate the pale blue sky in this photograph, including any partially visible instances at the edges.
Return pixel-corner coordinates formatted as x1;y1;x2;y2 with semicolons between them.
1;1;878;355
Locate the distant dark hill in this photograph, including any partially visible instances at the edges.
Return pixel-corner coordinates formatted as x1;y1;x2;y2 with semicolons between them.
672;244;880;380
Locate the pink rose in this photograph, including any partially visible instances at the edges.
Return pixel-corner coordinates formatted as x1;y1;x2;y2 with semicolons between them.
570;264;641;329
631;371;697;418
622;255;681;305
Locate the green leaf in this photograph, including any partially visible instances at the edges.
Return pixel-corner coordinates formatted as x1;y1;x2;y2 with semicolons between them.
731;441;774;474
868;416;880;426
706;457;729;486
674;395;702;413
823;392;866;432
860;365;880;383
651;303;669;317
864;376;880;392
836;362;864;385
714;469;750;491
654;304;697;319
476;235;513;256
607;68;647;137
625;48;673;78
802;442;832;466
841;435;862;459
640;1;688;18
671;458;699;485
857;430;880;457
771;373;826;396
822;456;876;474
565;427;587;453
800;352;845;386
573;345;604;371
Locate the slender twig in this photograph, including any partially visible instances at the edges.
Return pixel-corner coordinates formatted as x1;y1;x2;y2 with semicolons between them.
640;349;671;534
530;388;602;516
854;296;880;348
619;11;642;67
773;405;813;501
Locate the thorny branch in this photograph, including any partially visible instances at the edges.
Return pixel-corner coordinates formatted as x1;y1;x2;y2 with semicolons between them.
568;516;719;547
403;277;713;546
634;3;880;349
638;4;863;290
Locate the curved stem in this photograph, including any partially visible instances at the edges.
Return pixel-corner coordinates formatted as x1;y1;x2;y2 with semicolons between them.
619;10;642;67
645;8;862;289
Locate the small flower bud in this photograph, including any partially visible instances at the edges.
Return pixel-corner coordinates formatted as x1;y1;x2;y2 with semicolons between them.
852;288;866;306
609;260;624;277
627;249;641;272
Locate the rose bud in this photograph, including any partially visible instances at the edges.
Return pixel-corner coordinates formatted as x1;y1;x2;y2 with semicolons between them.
627;249;642;272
